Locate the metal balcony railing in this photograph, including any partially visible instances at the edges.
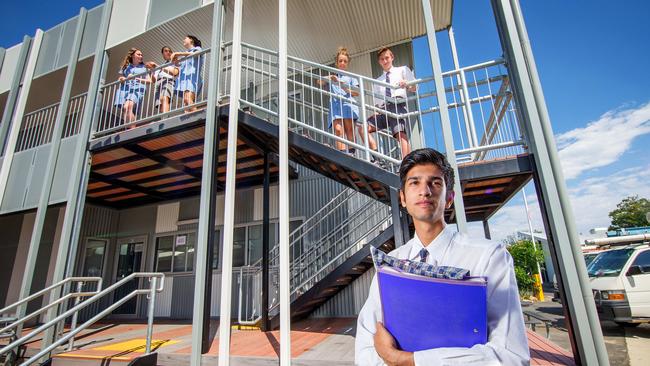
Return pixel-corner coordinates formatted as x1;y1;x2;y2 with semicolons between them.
93;49;212;137
14;93;87;152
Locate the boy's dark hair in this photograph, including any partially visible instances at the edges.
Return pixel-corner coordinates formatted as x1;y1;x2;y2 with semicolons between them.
399;148;454;191
186;35;202;48
161;46;172;53
377;47;393;59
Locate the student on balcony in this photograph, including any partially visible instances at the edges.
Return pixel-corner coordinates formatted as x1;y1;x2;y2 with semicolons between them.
114;48;152;127
318;47;360;155
172;35;203;113
358;47;415;159
147;46;179;114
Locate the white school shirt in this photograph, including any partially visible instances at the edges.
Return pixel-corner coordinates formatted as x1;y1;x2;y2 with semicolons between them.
355;225;530;366
372;65;416;106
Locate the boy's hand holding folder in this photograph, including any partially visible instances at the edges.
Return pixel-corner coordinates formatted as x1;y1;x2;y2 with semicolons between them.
371;247;488;353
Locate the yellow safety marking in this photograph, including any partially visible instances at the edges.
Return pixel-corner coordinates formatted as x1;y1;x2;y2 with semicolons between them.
95;339;179;351
54;354;132;360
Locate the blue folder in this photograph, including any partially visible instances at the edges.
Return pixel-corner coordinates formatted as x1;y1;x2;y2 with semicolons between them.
377;266;488;352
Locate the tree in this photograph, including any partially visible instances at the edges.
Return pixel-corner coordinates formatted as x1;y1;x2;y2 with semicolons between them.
506;239;544;297
608;195;650;230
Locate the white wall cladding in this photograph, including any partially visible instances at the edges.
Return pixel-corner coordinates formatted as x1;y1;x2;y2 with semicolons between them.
0;44;21;93
311;267;375;318
106;0;150;49
155;202;180;233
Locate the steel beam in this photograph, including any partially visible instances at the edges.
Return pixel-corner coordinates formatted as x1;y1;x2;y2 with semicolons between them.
491;0;608;364
421;0;468;232
0;37;31;157
217;0;243;364
190;0;225;363
261;152;271;331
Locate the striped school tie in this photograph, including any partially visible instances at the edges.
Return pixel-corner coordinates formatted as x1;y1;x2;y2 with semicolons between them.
385;71;391;97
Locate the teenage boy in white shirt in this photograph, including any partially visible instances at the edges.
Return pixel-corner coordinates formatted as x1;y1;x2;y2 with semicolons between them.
358;47;416;159
355;148;530;366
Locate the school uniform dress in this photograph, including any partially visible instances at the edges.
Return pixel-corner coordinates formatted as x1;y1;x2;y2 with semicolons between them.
175;46;203;95
368;65;415;136
328;74;359;128
355;225;530;366
113;63;148;111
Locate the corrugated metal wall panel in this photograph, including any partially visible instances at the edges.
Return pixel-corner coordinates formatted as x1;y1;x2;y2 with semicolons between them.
147;0;202;29
155;202;180;233
75;204;120;322
170;274;195;318
154;276;173;317
311;268;374;318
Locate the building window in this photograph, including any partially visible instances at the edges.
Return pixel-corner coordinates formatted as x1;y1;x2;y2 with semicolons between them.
154;232;196;273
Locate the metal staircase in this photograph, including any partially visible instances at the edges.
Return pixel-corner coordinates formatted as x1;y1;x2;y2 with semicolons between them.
236;186;396;328
81;40;527;328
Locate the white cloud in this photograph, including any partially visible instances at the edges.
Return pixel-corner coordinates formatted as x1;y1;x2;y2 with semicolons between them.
556;102;650;180
484;165;650;243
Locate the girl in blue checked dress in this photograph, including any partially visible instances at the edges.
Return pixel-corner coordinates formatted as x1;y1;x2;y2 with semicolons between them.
114;48;152;126
319;47;360;154
172;35;204;113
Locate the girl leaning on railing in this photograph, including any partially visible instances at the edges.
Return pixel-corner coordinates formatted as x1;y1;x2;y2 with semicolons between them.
113;48;153;128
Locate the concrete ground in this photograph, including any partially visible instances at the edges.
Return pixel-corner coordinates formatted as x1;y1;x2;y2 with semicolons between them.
524;290;650;366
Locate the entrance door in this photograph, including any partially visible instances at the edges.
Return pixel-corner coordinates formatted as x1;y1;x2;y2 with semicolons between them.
113;238;145;316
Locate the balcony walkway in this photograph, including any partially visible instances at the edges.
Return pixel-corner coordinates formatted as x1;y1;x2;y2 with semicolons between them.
10;318;574;365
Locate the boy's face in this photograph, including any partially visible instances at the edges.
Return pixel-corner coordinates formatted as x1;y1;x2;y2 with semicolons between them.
378;50;394;72
400;163;454;224
162;48;173;61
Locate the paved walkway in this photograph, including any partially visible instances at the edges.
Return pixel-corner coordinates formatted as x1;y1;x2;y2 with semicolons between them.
10;318;574;365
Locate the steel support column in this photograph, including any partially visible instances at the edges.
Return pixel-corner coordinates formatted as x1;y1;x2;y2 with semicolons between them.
390;188;406;248
491;0;608;364
50;0;114;324
217;0;243;365
420;0;468;233
278;0;291;364
483;220;491;240
191;1;225;362
28;8;88;351
261;152;271;331
4;30;43;332
0;37;31;157
0;32;41;207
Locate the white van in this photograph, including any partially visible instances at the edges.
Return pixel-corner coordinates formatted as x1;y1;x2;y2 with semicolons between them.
588;244;650;326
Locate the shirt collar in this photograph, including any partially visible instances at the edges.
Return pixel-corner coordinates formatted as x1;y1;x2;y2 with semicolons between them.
409;224;454;261
382;66;397;77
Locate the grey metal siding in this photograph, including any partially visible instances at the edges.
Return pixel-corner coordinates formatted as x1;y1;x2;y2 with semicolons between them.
311;267;374;318
147;0;202;29
170;274;194;319
0;150;33;213
75;204;119;321
55;17;80;69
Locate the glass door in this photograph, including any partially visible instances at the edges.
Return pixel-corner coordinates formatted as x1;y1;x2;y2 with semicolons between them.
113;238;144;316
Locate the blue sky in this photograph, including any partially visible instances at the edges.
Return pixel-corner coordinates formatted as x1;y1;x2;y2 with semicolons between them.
1;0;649;241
